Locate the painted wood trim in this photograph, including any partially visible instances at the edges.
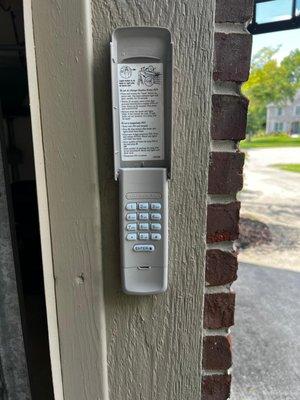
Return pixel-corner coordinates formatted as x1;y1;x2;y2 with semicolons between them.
23;3;64;399
24;1;109;399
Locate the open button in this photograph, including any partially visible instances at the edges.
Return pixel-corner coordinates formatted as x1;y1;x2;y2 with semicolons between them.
133;244;155;252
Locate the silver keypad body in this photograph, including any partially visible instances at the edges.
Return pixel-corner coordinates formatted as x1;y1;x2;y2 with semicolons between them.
120;168;168;294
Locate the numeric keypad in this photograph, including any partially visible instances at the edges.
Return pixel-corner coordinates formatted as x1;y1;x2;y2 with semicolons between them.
125;201;162;249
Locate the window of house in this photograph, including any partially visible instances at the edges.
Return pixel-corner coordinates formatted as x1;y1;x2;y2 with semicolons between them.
274;122;284;132
291;122;300;134
295;106;300;116
277;107;283;116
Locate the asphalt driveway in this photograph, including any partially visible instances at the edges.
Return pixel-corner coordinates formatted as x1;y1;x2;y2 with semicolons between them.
231;147;300;399
239;147;300;271
231;262;300;400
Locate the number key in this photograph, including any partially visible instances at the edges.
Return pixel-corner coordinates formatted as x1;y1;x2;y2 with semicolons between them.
127;233;137;241
139;233;149;240
151;223;161;231
138;203;149;210
139;223;149;231
126;213;137;221
150;213;161;221
127;223;137;231
139;213;149;220
151;233;161;241
150;203;161;210
126;203;137;211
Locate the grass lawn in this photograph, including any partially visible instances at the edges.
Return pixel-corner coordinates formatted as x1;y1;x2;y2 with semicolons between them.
271;164;300;173
240;135;300;149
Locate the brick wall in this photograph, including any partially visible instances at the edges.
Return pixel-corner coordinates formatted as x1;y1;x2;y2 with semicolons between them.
202;1;253;399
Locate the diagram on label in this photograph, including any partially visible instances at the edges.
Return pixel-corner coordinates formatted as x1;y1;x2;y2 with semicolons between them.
137;65;160;87
118;63;164;161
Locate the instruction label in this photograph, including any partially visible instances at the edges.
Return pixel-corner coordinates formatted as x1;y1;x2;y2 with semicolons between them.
118;63;164;161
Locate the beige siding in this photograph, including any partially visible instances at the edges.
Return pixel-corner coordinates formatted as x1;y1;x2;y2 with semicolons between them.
92;1;214;399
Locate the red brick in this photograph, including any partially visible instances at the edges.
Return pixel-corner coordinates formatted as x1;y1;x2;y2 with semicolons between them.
204;293;235;329
207;202;240;243
211;94;249;140
214;32;252;82
208;152;244;195
202;375;231;400
202;335;232;370
206;250;238;286
215;0;253;23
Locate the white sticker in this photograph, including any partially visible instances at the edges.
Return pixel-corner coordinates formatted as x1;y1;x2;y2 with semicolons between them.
118;63;164;161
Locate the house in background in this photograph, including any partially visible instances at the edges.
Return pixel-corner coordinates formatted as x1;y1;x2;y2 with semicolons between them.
266;89;300;134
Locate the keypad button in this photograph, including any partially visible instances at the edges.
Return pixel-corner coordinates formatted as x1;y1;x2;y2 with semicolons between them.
126;213;137;221
138;203;149;210
139;213;149;220
150;223;161;231
139;233;149;240
133;244;155;252
151;233;161;241
127;223;137;231
150;203;161;210
150;213;161;221
126;203;137;211
127;233;137;241
139;223;149;231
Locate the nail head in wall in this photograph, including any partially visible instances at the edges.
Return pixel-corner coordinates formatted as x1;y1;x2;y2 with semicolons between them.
75;273;85;285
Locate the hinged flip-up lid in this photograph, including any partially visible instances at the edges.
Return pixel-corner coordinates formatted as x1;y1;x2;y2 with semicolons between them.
110;27;173;180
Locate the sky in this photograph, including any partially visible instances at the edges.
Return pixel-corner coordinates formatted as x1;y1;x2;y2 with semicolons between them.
252;28;300;62
256;0;300;24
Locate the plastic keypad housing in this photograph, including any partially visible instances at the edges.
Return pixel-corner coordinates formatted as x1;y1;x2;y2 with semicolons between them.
120;168;168;294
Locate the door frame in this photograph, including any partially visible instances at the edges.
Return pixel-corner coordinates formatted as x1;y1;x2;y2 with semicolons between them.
23;1;109;399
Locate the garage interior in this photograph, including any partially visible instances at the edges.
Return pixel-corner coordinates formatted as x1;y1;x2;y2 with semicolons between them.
0;1;54;398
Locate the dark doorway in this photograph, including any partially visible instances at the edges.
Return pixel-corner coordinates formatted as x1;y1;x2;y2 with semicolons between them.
0;1;54;398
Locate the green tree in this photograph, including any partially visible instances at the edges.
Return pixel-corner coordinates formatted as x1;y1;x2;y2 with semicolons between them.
281;49;300;86
243;48;300;134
